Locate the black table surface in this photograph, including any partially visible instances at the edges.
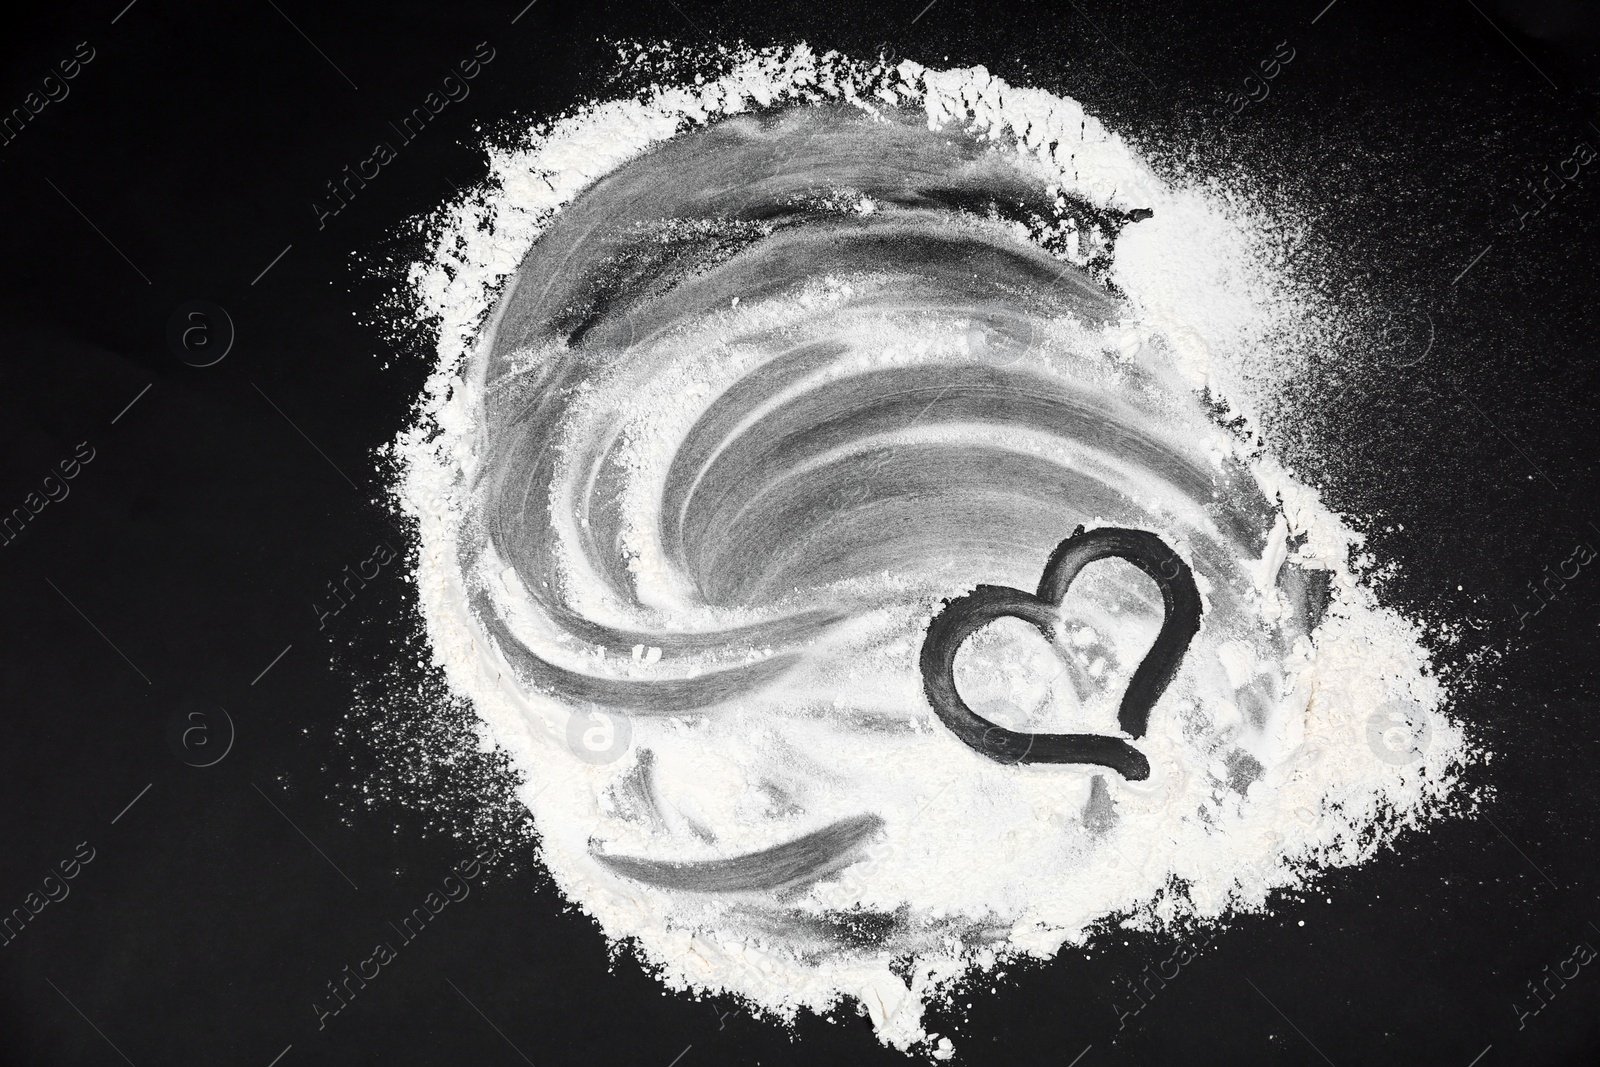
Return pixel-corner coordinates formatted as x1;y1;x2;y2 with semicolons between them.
2;1;1598;1064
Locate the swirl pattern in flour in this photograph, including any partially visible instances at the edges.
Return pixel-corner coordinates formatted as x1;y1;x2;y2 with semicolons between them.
399;48;1468;1058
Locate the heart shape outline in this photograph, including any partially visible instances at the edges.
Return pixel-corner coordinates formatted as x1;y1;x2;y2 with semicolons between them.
919;525;1203;780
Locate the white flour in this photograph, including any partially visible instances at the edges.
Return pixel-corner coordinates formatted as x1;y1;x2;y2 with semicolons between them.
391;44;1474;1059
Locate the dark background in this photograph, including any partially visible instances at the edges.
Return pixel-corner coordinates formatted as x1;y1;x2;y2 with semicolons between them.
1;0;1598;1064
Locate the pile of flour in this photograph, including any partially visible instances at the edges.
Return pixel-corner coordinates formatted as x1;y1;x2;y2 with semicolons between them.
391;43;1473;1059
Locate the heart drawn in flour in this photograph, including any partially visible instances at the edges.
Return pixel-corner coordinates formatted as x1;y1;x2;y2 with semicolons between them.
919;526;1204;781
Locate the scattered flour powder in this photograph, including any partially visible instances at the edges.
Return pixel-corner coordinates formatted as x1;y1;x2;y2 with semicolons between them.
390;44;1474;1059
